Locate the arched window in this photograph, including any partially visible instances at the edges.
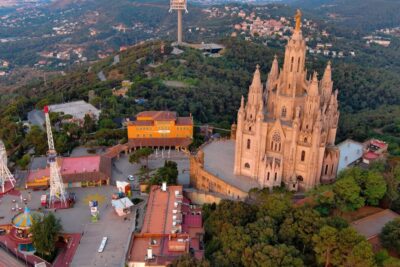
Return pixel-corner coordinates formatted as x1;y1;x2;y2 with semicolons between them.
331;165;334;175
281;106;287;118
325;164;329;175
274;173;277;181
290;57;294;72
304;137;308;143
271;132;281;152
301;151;306;161
267;172;270;181
247;139;251;149
245;163;250;169
249;126;252;131
297;57;301;72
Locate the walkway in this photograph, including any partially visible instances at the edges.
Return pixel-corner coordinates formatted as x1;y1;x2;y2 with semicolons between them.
0;248;25;267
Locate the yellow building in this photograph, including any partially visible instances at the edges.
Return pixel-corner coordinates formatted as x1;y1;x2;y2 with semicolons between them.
127;111;193;149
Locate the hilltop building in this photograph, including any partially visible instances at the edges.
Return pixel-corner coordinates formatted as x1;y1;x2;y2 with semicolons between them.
190;10;340;197
233;10;340;191
126;184;203;266
127;111;193;150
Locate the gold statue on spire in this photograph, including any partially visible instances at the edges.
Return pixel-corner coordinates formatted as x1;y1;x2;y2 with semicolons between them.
295;9;302;32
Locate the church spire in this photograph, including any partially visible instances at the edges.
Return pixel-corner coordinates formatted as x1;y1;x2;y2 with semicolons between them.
268;55;279;82
322;61;332;83
308;71;319;96
250;64;262;94
294;9;302;33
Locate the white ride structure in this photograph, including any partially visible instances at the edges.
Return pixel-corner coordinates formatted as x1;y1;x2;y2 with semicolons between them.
0;140;16;193
44;106;67;205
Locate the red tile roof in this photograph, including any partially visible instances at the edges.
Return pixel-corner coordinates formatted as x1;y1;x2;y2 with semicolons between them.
176;117;193;126
137;111;177;121
364;151;379;160
27;156;111;184
371;139;387;149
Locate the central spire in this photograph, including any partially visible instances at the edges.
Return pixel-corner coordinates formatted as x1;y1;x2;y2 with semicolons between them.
294;9;302;32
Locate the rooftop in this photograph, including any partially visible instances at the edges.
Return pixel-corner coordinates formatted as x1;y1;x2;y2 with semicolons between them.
136;111;177;121
59;156;101;174
128;185;203;265
49;100;100;121
27;155;110;184
351;209;400;240
202;140;260;192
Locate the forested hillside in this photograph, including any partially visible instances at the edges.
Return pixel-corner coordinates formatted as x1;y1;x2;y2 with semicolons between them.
2;36;400;163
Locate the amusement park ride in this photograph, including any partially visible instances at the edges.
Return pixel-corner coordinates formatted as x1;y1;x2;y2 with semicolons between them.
0;140;16;195
43;106;75;208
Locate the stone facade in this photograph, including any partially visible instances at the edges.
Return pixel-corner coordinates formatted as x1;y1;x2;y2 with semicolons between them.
234;11;340;191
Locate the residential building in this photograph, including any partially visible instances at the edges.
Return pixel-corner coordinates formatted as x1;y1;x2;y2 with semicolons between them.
337;139;364;173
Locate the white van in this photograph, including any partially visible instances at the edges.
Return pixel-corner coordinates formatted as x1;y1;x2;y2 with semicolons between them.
98;237;108;253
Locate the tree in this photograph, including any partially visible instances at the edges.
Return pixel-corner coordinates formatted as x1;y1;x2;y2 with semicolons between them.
129;147;154;168
380;218;400;254
312;226;339;267
151;160;179;185
333;177;365;212
313;226;376;267
279;206;324;253
170;254;210;267
255;191;293;223
83;114;96;133
363;171;387;205
25;125;48;155
241;244;304;267
17;153;31;170
30;213;63;258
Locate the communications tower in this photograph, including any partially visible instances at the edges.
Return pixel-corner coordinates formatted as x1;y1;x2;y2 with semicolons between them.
169;0;188;44
0;140;16;194
44;106;67;206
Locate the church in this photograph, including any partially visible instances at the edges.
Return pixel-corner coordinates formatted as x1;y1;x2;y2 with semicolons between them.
233;10;340;191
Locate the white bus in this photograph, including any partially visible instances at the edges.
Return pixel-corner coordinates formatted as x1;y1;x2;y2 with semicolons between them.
98;237;108;253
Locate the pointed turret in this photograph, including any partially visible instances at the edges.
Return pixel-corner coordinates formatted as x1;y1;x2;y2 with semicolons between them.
239;96;245;110
321;61;333;105
268;55;279;82
250;64;263;94
308;71;319;96
322;61;332;82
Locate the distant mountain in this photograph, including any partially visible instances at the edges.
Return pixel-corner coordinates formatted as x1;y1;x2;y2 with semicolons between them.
290;0;400;32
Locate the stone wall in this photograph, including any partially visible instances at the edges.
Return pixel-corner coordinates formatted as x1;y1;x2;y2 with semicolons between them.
189;151;248;200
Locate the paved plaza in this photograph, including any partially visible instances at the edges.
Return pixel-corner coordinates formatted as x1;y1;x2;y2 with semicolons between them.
0;148;190;267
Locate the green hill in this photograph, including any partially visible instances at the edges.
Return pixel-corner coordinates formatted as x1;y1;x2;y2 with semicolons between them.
2;36;400;161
